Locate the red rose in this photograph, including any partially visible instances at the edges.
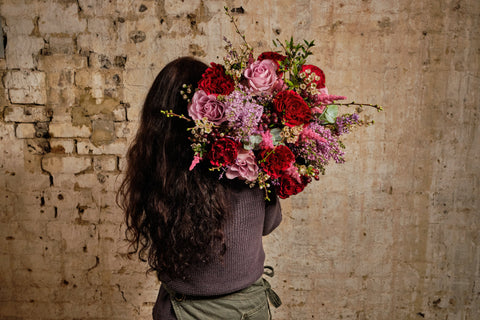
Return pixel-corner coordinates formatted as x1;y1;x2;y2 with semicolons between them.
208;137;238;166
300;64;326;89
259;145;295;179
198;63;235;96
273;90;312;127
258;52;286;66
276;175;307;199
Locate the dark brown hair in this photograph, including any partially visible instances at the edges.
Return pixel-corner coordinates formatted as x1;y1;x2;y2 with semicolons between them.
117;57;228;279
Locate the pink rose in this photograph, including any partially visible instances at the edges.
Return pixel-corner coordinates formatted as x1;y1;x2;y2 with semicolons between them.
244;59;278;94
188;90;226;125
225;149;259;182
272;78;287;92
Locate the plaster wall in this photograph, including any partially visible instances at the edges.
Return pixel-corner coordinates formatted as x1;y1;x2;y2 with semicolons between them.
0;0;479;319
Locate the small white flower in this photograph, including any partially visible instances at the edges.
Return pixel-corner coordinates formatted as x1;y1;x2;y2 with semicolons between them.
299;165;307;175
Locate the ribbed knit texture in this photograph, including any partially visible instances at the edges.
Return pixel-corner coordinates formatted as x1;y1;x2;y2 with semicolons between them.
153;186;282;320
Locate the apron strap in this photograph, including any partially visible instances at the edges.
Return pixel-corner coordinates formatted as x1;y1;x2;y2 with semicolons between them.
263;266;282;308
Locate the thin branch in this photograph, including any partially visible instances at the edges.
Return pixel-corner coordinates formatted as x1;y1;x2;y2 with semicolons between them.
160;110;192;121
336;102;384;111
224;7;249;47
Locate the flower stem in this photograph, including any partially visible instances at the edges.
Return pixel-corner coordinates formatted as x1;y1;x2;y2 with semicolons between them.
224;7;250;47
160;110;192;121
336;102;383;111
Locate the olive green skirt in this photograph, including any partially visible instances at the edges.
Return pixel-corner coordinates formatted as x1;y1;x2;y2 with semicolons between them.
163;277;281;320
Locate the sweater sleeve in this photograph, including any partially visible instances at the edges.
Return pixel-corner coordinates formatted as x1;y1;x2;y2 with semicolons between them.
263;196;282;235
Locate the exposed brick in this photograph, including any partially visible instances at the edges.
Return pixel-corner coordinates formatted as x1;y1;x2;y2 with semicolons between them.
93;156;117;172
91;119;115;146
49;123;91;138
5;35;44;69
164;0;203;17
74;69;92;88
37;54;88;71
4;106;50;122
114;121;136;138
15;123;36;138
74;173;102;189
77;139;128;155
4;71;47;105
49;139;75;154
0;1;479;320
41;156;91;174
38;2;86;34
47;36;76;55
118;157;127;172
46;70;75;89
113;105;127;121
3;17;34;35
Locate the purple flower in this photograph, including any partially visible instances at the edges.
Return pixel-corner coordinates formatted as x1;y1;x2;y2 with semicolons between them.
188;90;226;125
292;122;345;169
244;59;279;94
335;113;360;135
224;87;264;138
225;148;259;181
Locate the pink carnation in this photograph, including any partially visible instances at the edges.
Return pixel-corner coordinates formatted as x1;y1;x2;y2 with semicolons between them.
284;164;302;183
225;149;259;182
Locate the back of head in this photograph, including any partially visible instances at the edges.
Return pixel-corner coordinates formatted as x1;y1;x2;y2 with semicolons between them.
139;57;208;176
119;57;229;279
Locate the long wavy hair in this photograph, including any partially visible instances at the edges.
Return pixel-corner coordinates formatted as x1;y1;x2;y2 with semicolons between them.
118;57;229;279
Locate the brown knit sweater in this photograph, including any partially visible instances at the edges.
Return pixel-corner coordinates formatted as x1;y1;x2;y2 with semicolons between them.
153;186;282;320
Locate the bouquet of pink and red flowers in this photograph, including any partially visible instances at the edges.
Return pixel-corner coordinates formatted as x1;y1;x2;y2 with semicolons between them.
171;34;381;199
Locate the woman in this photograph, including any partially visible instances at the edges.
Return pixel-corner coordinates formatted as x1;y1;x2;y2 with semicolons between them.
118;57;282;319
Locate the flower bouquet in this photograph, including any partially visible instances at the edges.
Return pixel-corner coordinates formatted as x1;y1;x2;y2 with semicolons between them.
165;9;382;199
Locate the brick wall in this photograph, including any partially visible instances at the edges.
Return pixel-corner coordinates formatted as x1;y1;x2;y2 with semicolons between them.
0;1;479;319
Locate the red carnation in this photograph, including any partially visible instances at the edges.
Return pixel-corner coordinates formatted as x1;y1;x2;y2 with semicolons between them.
273;90;312;127
276;175;307;199
258;51;286;66
198;63;235;96
208;137;238;167
259;145;295;179
300;64;326;89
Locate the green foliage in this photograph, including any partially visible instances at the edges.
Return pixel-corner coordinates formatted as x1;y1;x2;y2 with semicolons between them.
273;37;315;89
319;105;339;124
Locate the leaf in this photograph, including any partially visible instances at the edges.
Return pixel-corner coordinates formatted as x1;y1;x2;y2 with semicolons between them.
270;128;283;145
243;134;263;150
319;105;339;124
